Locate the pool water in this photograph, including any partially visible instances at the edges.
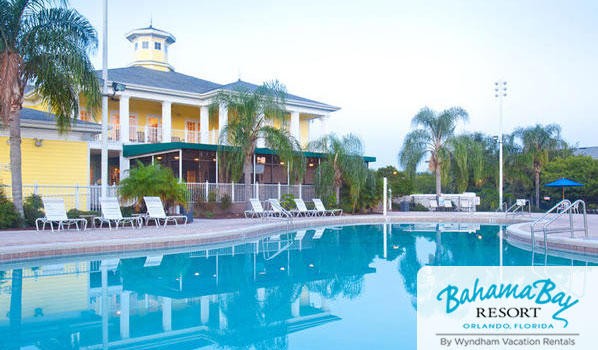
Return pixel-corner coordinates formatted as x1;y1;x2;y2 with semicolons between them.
0;223;593;349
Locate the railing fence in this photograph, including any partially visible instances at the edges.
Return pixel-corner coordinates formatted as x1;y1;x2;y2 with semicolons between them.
2;182;316;211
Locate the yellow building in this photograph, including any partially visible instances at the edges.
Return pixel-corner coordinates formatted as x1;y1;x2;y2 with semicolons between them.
2;25;374;209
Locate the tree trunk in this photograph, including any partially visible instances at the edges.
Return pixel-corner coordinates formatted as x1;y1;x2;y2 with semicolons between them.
9;109;24;216
1;52;25;216
244;153;253;202
534;168;540;209
435;164;442;196
335;185;340;205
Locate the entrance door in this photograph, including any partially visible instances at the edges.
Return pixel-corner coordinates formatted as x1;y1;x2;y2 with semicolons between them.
147;116;161;143
110;114;120;141
129;115;137;142
185;121;199;143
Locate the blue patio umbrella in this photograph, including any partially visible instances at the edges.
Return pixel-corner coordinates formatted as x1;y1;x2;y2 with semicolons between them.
544;177;584;199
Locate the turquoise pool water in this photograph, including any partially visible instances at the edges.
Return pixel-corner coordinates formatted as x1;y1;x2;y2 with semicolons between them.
0;223;593;349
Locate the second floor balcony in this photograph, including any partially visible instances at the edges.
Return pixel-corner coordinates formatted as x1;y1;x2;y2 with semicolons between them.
94;125;219;145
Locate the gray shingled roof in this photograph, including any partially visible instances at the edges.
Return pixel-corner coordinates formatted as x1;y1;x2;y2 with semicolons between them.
574;147;598;159
97;67;337;110
20;108;100;128
219;79;338;109
96;66;222;94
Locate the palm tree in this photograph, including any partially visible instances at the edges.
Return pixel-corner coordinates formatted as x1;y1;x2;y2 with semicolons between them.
0;0;100;215
449;134;485;193
399;107;468;196
309;133;367;209
216;81;301;202
514;124;566;208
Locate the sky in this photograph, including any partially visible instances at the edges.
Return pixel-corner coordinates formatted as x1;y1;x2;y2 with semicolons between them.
70;0;598;168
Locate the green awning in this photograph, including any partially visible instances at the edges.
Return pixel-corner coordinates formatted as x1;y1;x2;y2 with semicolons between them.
123;142;376;163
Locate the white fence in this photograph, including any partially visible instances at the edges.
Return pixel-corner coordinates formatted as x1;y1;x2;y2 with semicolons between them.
186;182;316;205
2;182;316;211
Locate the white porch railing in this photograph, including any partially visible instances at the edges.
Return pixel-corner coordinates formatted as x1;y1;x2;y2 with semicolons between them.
2;182;315;212
186;182;315;204
171;129;219;144
93;126;220;144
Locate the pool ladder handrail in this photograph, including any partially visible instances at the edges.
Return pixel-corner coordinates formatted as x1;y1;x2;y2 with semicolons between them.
531;199;588;255
505;199;531;217
530;199;570;250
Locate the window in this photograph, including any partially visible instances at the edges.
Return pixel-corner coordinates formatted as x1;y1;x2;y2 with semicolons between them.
142;41;148;49
134;42;138;50
154;42;161;50
79;109;91;121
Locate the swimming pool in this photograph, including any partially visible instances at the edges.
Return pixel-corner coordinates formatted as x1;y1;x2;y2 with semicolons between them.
0;223;593;349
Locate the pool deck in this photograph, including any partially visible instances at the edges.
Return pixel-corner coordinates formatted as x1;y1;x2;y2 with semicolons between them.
0;212;596;264
505;212;598;257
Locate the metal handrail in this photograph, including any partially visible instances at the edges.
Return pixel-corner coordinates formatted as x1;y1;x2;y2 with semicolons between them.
505;199;530;217
530;199;571;248
495;202;508;212
531;199;588;255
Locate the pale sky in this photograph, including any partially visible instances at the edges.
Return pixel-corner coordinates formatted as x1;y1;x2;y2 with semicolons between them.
70;0;598;168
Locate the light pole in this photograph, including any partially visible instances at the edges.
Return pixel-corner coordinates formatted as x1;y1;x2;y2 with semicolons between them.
494;80;507;211
101;0;109;198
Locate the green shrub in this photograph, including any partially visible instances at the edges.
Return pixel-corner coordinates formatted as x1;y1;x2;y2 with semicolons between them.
121;206;135;217
67;209;98;219
0;190;21;228
220;194;232;210
280;193;295;210
207;191;217;203
321;194;337;209
23;194;44;227
119;162;188;211
410;203;429;212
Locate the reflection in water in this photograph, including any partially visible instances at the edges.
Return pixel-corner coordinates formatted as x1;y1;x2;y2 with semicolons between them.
0;224;593;349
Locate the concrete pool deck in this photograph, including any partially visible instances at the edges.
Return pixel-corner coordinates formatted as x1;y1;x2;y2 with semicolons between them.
0;211;596;264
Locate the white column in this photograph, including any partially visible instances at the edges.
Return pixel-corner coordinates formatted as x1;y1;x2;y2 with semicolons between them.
257;287;266;303
162;101;172;142
218;103;228;144
119;156;130;181
319;115;328;138
256;114;266;148
120;291;131;339
119;96;130;143
200;296;210;324
290;111;300;141
320;295;329;311
299;285;309;307
200;105;210;143
291;298;300;317
218;301;228;330
162;297;172;332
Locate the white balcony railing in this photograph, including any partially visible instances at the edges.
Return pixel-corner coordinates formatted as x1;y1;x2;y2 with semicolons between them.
127;126;162;143
171;129;219;144
94;126;220;144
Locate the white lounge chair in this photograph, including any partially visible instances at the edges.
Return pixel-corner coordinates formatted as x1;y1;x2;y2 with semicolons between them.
94;197;141;230
312;198;342;216
268;199;293;218
429;199;438;212
36;197;87;231
244;199;273;218
143;197;188;228
312;228;325;239
293;198;320;217
443;199;453;211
